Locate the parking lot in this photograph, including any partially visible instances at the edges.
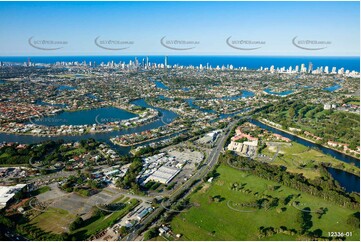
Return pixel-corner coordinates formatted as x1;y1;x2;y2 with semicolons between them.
36;183;128;218
161;147;204;191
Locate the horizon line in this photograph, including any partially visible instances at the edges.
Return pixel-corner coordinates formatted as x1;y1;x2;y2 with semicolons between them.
1;55;360;58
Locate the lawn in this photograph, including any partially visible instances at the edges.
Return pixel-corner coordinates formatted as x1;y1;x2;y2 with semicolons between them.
64;147;86;156
71;198;139;239
110;195;125;204
170;164;360;241
261;142;360;178
30;186;51;196
30;207;76;234
0;153;10;159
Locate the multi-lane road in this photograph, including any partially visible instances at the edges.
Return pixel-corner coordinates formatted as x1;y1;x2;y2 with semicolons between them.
124;118;239;241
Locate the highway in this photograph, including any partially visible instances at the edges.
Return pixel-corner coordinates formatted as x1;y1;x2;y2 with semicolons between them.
124;118;239;241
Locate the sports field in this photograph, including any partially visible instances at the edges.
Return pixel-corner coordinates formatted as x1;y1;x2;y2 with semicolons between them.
30;207;76;234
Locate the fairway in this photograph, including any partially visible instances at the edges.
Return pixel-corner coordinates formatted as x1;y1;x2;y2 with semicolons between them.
170;164;360;241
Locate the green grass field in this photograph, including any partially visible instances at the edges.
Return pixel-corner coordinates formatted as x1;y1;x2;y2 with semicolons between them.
30;207;75;234
27;195;138;239
72;198;139;239
261;142;360;178
30;186;51;196
110;195;125;204
64;147;86;156
170;164;360;241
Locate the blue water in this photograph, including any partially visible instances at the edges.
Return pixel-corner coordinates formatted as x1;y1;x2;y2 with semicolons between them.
250;119;359;193
35;99;68;108
155;80;254;100
86;93;99;100
323;84;342;92
30;107;137;126
154;81;169;90
1;56;359;72
222;90;255;100
327;167;360;193
57;85;76;91
186;99;215;114
0;98;178;155
264;88;294;96
0;80;5;84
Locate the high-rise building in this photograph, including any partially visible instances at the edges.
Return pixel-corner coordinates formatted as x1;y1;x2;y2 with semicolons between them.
332;67;336;73
146;56;149;68
164;56;168;68
308;62;313;73
135;57;139;67
324;66;329;74
295;65;299;72
301;63;305;73
338;67;345;74
270;65;275;73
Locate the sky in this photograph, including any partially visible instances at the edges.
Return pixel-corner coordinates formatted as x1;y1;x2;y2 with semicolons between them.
0;1;359;56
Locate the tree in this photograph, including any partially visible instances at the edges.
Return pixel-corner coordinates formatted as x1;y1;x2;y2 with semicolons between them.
296;209;313;234
144;227;158;240
346;212;360;228
69;216;83;231
119;226;128;236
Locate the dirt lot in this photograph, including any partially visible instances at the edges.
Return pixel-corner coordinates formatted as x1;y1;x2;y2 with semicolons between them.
36;183;122;218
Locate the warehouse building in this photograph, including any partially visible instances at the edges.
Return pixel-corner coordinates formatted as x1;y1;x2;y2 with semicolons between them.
144;165;180;185
0;184;27;209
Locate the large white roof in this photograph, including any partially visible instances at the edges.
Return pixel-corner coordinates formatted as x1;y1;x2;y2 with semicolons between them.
0;184;27;207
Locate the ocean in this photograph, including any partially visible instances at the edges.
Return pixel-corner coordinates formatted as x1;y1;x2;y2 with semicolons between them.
0;56;359;72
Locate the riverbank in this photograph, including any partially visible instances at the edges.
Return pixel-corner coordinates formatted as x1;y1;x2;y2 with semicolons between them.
253;119;360;177
256;118;360;160
110;128;188;147
0;113;159;137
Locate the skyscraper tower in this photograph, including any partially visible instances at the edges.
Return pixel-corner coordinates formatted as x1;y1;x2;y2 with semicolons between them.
146;56;149;68
135;57;139;67
324;66;329;74
308;62;313;73
164;56;168;68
